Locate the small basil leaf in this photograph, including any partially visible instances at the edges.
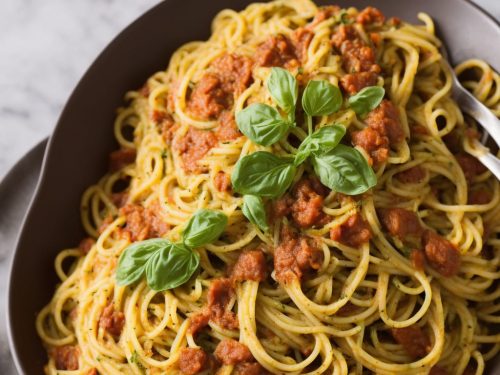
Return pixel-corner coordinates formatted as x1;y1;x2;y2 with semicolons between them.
231;151;296;198
242;195;269;231
311;144;377;195
294;125;346;166
236;103;289;146
116;239;170;286
348;86;385;116
267;67;298;114
302;80;342;117
145;243;200;291
183;209;228;249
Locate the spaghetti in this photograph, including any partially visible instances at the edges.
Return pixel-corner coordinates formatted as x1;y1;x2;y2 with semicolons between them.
36;1;500;374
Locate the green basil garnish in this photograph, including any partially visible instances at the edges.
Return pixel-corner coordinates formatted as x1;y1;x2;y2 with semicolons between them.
231;151;296;198
294;125;346;166
311;144;377;194
242;195;269;231
116;238;166;286
302;80;343;117
145;243;199;291
236;103;289;146
348;86;385;116
183;209;228;248
267;67;298;115
116;209;227;291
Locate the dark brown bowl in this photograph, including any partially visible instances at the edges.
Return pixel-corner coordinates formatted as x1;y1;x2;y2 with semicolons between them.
7;0;500;373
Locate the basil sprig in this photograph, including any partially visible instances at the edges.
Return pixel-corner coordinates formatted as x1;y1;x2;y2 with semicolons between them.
242;195;268;231
311;144;377;195
236;68;297;146
294;125;346;166
302;80;343;134
268;67;298;117
232;152;296;198
348;86;385;116
232;68;381;231
116;209;227;291
236;104;289;147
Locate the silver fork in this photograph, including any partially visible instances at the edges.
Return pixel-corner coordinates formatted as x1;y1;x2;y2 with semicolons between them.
440;47;500;181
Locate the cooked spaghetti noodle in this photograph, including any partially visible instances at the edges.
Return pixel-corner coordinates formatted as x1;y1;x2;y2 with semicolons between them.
36;1;500;374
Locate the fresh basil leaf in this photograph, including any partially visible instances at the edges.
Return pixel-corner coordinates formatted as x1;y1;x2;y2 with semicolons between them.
302;80;342;117
311;144;377;195
348;86;385;116
116;239;170;286
294;125;346;165
236;103;289;146
183;209;228;249
267;67;298;114
231;151;296;198
242;195;269;231
145;243;200;291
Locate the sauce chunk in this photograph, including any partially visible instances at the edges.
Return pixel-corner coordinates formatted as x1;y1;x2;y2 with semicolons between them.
365;100;405;144
274;225;324;283
175;126;218;173
231;250;267;282
330;213;372;247
214;339;253;365
422;230;461;277
391;326;430;358
378;208;423;241
53;345;79;370
99;304;125;337
351;127;389;165
274;177;329;228
178;348;208;375
119;203;169;242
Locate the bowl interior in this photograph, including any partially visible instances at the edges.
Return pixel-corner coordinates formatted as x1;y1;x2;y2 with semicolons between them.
7;0;500;373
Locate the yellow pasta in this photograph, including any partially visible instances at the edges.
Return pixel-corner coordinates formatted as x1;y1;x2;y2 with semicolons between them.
36;1;500;374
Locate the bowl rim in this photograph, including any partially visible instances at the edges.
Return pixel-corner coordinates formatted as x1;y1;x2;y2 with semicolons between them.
6;0;500;374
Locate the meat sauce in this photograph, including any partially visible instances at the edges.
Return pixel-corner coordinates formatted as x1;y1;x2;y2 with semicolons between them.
378;207;461;276
456;153;487;182
422;230;461;277
351;127;389;165
274;177;329;228
119;202;169;242
109;148;136;172
99;304;125;337
214;171;232;193
178;348;209;375
378;208;423;241
187;53;253;120
396;166;426;184
231;250;267;282
188;278;238;335
330;213;372;247
274;225;324;283
214;339;253;365
175;126;218;173
365;100;405;144
53;345;79;370
391;325;430;358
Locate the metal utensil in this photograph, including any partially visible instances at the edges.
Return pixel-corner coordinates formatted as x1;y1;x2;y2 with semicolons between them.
440;47;500;180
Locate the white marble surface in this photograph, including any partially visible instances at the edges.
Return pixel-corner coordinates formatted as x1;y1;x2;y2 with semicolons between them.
0;0;162;181
0;1;498;374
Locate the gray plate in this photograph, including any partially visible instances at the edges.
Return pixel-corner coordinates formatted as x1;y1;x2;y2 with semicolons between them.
6;0;500;374
0;139;46;375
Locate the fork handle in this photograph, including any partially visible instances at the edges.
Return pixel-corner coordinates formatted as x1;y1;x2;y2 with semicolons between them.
478;152;500;181
457;88;500;147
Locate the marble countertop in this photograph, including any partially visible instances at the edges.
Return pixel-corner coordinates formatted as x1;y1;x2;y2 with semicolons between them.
0;0;498;374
